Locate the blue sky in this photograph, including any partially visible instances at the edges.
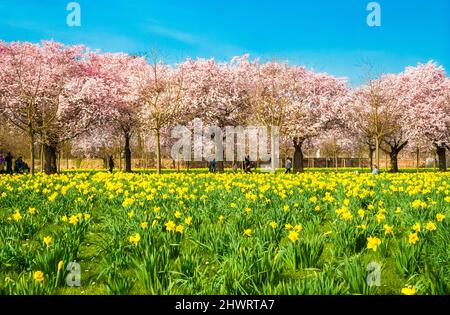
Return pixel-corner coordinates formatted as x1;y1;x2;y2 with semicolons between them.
0;0;449;85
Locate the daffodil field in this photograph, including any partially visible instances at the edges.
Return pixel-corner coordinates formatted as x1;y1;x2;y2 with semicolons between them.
0;171;449;295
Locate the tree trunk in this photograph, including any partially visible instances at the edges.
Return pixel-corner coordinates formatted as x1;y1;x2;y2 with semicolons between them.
102;157;108;169
270;127;277;172
66;149;69;169
217;160;224;172
385;141;408;173
369;145;375;170
436;144;447;172
385;152;388;171
293;138;304;173
29;133;35;176
43;144;58;174
155;129;161;174
333;137;338;172
57;151;61;173
390;151;399;173
375;137;380;168
40;144;44;172
124;132;132;173
334;151;338;172
416;146;420;172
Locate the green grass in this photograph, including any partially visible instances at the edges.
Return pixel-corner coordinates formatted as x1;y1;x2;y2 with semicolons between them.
0;170;448;295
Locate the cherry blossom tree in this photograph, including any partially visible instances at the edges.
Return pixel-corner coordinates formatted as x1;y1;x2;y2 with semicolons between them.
80;52;147;172
347;62;449;172
346;74;403;171
0;40;91;174
309;128;356;170
400;62;450;171
2;41;448;174
71;123;121;167
238;58;296;172
285;70;348;172
137;51;186;174
375;74;411;172
179;55;251;170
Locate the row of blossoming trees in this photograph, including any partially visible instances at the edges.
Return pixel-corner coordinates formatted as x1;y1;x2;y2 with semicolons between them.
0;41;449;174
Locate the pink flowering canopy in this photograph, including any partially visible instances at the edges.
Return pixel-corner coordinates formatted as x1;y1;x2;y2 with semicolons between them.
1;40;448;172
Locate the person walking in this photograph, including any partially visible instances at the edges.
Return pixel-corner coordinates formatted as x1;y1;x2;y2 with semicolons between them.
244;155;252;173
5;152;13;175
209;158;216;173
233;162;238;173
109;155;115;173
285;157;292;174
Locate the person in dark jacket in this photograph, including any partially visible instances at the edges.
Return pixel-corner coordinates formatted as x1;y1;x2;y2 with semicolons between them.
109;155;115;173
209;158;216;173
5;152;13;175
244;155;252;173
285;157;292;174
14;156;28;174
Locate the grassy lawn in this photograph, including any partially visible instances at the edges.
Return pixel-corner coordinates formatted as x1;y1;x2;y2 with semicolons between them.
0;170;448;295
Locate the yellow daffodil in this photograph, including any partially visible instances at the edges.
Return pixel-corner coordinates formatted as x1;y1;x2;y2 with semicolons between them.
408;232;419;245
128;233;141;246
384;224;393;235
288;230;299;242
69;215;79;225
33;271;44;283
57;261;64;272
184;216;192;225
43;236;52;247
13;210;23;222
401;286;416;295
367;236;382;252
165;220;176;232
426;221;436;232
176;225;184;234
